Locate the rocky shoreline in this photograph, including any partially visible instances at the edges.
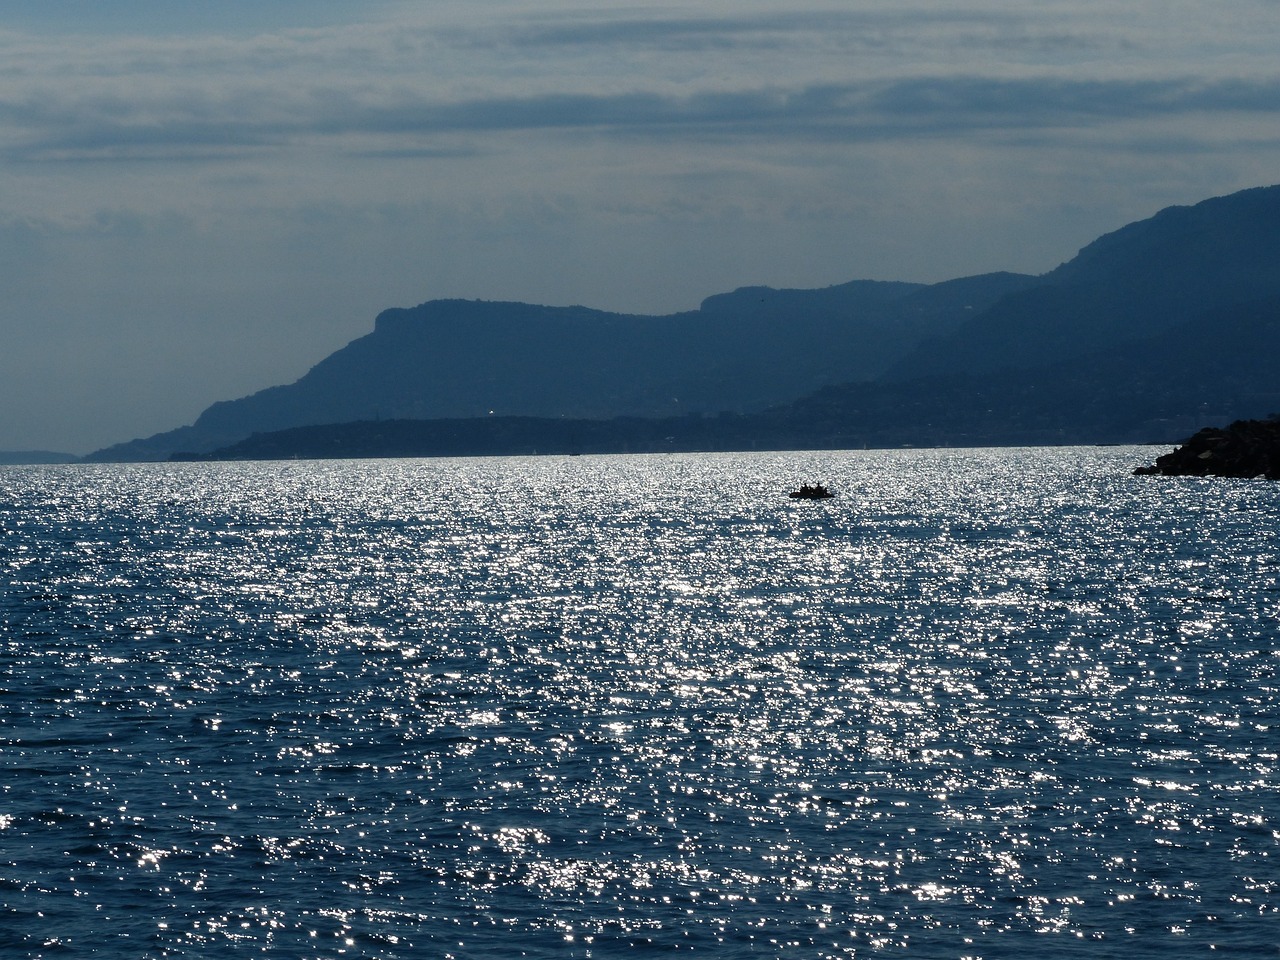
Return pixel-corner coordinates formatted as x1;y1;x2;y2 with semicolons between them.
1134;417;1280;479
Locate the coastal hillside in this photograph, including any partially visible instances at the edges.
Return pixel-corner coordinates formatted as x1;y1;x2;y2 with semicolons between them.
86;273;1033;461
894;186;1280;379
180;292;1280;461
757;292;1280;448
88;184;1280;461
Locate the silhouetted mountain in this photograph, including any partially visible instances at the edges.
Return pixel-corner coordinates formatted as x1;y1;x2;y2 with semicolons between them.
87;272;1034;461
180;288;1280;461
895;186;1280;378
90;184;1280;462
756;292;1280;448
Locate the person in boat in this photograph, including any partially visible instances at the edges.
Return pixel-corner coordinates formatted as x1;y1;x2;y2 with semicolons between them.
790;482;832;498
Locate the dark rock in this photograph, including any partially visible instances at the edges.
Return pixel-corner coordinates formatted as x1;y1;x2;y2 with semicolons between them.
1133;417;1280;478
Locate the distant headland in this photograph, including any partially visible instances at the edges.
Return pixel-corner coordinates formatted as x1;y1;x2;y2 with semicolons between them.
80;184;1280;464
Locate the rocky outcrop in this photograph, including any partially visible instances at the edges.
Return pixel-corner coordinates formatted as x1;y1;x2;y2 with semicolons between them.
1134;417;1280;479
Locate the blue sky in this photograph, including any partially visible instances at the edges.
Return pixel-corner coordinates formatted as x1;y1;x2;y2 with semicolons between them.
2;0;1279;452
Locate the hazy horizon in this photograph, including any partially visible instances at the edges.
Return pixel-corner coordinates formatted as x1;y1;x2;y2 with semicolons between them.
3;1;1279;454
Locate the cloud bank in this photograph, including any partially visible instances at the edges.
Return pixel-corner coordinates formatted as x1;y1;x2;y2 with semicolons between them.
1;0;1278;451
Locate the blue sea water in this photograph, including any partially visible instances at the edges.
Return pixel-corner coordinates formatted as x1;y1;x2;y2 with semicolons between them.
1;447;1278;958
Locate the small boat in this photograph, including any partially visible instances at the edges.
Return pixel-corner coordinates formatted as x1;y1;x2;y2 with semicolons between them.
788;483;833;500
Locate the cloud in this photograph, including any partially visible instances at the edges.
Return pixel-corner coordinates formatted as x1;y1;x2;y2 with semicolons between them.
0;2;1276;162
7;71;1280;165
484;9;1022;52
0;2;1275;170
3;1;1280;451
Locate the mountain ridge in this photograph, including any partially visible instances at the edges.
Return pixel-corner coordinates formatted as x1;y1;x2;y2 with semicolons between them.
88;272;1034;461
893;186;1280;381
86;184;1280;462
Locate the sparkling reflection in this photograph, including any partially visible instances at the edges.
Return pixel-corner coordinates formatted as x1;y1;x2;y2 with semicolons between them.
1;449;1278;956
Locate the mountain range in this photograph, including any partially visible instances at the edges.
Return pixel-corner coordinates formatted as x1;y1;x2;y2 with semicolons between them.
88;185;1280;462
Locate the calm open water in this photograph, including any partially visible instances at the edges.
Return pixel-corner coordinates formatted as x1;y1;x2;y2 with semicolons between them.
1;448;1278;958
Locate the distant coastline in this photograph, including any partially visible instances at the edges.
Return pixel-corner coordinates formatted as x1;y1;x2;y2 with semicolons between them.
170;412;1182;464
67;185;1280;465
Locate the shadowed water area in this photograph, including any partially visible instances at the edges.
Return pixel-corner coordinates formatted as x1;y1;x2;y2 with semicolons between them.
1;448;1278;957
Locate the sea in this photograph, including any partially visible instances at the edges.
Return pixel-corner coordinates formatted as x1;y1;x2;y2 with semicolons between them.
1;447;1277;958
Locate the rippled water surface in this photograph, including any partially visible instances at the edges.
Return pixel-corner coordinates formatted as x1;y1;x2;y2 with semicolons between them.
2;448;1279;957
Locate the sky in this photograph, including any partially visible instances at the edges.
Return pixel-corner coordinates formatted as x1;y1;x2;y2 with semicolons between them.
2;1;1279;454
